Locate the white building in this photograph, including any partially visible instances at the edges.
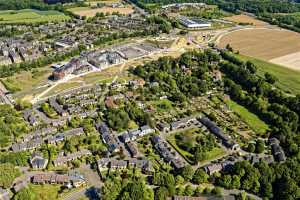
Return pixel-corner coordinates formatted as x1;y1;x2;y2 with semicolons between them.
179;17;211;29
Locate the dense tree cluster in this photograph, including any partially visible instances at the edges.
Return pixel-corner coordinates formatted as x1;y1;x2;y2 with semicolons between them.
0;105;28;148
133;50;221;103
0;163;21;188
0;151;30;166
0;0;68;11
102;172;154;200
217;51;300;199
135;0;300;14
259;12;300;33
217;160;300;199
174;130;218;163
220;51;299;138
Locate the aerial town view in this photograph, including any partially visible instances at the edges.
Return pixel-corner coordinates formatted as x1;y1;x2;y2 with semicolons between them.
0;0;300;200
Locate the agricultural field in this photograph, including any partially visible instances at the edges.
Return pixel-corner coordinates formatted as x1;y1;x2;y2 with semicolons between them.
223;14;268;26
0;9;70;24
68;0;134;17
218;28;300;71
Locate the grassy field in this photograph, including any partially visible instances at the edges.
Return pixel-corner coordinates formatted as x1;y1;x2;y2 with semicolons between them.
225;99;269;136
30;184;62;200
223;14;268;26
1;68;52;101
0;9;70;24
237;54;300;94
167;128;225;164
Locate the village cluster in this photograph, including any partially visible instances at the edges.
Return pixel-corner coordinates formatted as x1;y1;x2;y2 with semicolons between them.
0;1;296;199
0;13;160;67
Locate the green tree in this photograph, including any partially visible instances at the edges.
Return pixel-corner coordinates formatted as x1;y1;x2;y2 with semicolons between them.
155;187;168;200
193;168;209;184
181;166;194;182
247;143;256;153
0;163;21;188
255;140;265;154
13;187;35;200
184;185;194;196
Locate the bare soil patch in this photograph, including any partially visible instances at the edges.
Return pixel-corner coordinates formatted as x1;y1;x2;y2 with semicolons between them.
224;14;268;26
270;51;300;71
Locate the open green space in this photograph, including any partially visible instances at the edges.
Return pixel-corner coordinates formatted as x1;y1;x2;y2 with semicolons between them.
237;54;300;94
0;9;70;24
30;184;62;200
147;99;174;113
225;99;269;136
167;128;225;164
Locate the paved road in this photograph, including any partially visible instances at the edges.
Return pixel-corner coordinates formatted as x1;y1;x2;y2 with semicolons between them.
224;189;262;200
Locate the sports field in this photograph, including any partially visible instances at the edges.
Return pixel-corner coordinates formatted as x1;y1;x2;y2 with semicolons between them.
218;28;300;71
0;9;70;24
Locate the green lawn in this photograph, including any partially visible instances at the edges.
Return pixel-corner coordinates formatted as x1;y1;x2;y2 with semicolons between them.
225;99;269;136
167;128;225;164
237;54;300;95
30;184;62;200
0;9;70;24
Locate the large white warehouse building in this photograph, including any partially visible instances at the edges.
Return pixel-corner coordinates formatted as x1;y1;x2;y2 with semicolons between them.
179;17;211;29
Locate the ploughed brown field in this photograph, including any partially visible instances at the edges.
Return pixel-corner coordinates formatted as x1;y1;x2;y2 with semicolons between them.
218;28;300;70
224;14;268;27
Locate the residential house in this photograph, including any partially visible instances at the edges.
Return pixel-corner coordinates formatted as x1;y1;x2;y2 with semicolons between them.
140;125;155;136
32;173;70;185
200;117;240;151
129;79;145;89
97;158;111;171
157;123;170;133
53;149;92;167
49;97;67;116
128;159;153;173
96;123;121;153
126;142;138;158
110;159;127;170
152;136;186;169
68;170;86;188
204;163;223;175
12;138;43;152
64;128;84;138
47;133;65;144
30;152;48;169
